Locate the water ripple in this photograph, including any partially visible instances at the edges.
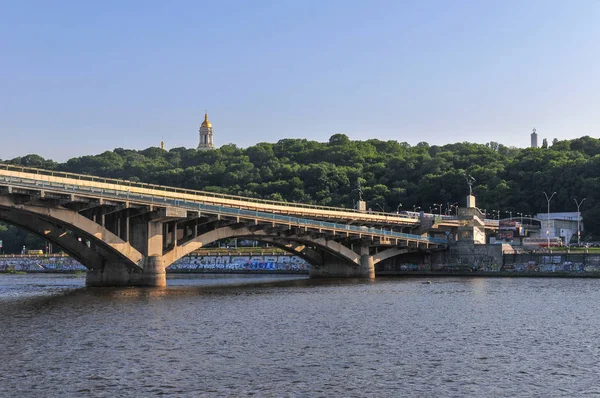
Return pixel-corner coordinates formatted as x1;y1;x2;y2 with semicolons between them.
0;275;599;396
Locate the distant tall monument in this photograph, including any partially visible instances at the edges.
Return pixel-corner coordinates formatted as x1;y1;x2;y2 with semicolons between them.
198;112;215;150
531;128;538;148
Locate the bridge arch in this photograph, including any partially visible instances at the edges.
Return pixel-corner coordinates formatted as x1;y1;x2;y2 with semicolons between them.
0;202;143;271
163;225;362;269
0;208;107;270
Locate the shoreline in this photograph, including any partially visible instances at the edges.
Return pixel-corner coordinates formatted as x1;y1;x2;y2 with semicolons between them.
377;271;600;278
3;269;600;278
0;269;309;275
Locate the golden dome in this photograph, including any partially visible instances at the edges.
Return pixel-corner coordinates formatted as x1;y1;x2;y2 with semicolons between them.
201;112;212;128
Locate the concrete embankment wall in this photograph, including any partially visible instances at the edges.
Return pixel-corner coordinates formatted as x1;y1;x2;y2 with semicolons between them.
0;254;310;274
5;250;600;277
377;245;600;276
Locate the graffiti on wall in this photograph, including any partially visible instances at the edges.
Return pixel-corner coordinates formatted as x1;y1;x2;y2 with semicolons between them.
169;255;309;272
0;256;86;272
0;255;310;273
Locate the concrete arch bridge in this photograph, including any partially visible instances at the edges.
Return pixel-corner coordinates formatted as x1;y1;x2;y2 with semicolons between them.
0;164;448;286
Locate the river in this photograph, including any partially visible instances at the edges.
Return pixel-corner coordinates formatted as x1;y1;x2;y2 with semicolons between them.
1;274;599;397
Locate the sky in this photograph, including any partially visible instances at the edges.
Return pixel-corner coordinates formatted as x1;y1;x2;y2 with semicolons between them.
1;0;599;161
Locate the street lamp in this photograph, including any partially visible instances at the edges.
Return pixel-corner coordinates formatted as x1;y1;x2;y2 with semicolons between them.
433;203;442;216
543;191;557;248
413;206;421;212
452;202;458;215
449;203;459;215
376;203;385;213
517;212;523;224
574;198;586;246
396;203;402;214
505;210;513;220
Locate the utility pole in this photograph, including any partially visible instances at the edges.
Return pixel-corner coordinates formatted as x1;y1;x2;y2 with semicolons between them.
543;191;557;248
574;198;586;246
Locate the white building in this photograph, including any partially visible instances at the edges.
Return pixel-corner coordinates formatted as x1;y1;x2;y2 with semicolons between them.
535;212;582;243
197;112;215;150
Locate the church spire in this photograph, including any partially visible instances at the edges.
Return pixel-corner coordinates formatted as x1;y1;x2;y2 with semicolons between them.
198;111;215;150
201;112;211;128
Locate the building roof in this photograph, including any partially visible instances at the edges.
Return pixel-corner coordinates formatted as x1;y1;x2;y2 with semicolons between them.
535;212;581;221
201;112;212;128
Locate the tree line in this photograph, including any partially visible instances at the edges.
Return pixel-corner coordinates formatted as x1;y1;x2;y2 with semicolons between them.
1;134;600;253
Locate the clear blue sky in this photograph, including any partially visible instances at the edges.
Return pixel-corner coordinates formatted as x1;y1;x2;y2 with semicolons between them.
1;0;598;161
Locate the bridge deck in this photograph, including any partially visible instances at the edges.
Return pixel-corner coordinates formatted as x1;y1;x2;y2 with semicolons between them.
0;165;449;247
0;164;422;226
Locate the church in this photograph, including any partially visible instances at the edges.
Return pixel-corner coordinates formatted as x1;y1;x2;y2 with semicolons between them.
197;112;215;150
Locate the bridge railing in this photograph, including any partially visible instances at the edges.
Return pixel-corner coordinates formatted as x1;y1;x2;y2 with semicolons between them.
0;164;501;228
0;163;413;219
0;174;448;246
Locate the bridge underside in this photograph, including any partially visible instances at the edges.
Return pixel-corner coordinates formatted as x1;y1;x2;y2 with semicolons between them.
0;187;445;286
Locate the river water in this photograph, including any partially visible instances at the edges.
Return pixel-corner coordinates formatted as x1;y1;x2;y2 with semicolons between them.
1;274;599;397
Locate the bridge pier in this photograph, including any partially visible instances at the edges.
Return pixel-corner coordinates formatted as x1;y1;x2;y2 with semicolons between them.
309;250;375;279
86;257;167;287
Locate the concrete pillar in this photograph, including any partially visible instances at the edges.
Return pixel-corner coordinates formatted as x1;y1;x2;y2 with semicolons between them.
309;249;375;279
148;221;163;256
86;258;166;287
360;253;375;279
124;215;130;242
86;263;131;287
359;242;375;278
129;216;163;257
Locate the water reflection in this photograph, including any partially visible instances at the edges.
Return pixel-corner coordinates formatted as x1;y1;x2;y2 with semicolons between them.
2;274;600;396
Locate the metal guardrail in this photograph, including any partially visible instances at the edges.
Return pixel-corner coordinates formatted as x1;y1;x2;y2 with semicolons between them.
0;254;69;258
0;175;448;246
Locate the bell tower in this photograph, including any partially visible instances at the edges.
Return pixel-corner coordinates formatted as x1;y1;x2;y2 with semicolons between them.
198;112;214;150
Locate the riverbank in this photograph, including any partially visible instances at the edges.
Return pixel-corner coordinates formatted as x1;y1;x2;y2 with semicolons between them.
3;268;599;278
378;270;600;278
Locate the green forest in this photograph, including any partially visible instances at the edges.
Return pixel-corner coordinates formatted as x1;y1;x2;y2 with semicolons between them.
2;134;600;253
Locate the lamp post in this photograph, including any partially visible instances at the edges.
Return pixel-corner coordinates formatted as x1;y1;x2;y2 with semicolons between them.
449;203;459;215
517;212;523;224
574;198;586;246
376;203;385;213
505;210;513;220
433;203;442;216
413;206;420;212
543;191;557;248
396;203;402;214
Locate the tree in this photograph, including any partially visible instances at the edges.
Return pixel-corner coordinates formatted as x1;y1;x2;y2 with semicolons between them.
4;134;600;248
328;133;351;146
542;138;548;149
